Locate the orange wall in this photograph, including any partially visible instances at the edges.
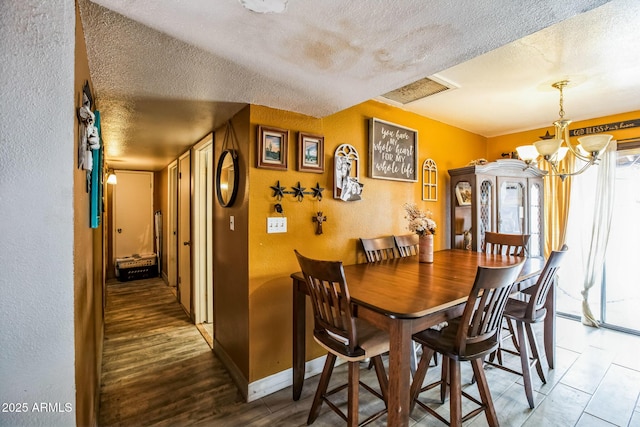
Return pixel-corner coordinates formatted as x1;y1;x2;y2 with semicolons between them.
245;100;486;381
487;110;640;160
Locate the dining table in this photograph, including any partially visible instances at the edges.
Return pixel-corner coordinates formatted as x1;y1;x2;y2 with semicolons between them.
291;249;549;427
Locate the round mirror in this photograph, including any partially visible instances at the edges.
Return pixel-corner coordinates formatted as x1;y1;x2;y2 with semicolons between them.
216;149;239;207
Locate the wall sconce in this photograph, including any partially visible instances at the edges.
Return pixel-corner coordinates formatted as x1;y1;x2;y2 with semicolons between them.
516;80;612;181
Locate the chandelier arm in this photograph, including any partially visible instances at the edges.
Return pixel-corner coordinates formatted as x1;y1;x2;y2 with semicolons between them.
548;156;596;181
556;122;592;162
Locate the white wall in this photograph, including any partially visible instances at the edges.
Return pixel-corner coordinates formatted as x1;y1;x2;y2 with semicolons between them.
0;1;76;425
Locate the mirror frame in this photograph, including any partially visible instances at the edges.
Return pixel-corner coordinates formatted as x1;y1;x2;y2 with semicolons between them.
216;149;239;208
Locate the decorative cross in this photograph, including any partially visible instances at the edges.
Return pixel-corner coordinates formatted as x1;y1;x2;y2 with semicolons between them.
313;211;327;235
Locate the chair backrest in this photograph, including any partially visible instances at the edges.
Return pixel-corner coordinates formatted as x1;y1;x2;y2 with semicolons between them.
483;232;530;256
525;244;568;320
456;261;524;355
394;234;419;257
294;250;364;358
360;236;397;262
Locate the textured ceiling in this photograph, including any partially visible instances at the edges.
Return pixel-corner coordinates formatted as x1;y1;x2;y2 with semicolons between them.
79;0;640;171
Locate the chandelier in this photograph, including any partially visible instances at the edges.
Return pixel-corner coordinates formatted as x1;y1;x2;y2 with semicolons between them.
516;80;612;181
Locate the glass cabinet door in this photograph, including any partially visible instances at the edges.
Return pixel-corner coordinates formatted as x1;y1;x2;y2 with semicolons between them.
498;180;525;234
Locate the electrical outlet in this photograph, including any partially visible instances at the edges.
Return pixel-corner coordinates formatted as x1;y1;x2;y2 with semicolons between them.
267;217;287;233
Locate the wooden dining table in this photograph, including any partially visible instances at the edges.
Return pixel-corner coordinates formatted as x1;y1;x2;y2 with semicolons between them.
291;249;550;427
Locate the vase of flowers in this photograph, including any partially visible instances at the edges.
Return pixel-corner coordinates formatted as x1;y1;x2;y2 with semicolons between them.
403;203;436;263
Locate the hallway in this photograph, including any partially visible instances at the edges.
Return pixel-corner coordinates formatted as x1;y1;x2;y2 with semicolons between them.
98;277;244;425
98;276;640;426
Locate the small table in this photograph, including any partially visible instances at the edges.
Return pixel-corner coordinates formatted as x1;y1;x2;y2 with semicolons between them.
291;249;548;427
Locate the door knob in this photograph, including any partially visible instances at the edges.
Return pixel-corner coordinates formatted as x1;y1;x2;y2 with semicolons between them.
183;241;191;246
117;228;122;233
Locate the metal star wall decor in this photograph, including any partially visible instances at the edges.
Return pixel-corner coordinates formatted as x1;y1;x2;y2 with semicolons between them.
270;181;325;202
539;130;555;140
310;182;324;201
270;181;285;200
291;182;306;201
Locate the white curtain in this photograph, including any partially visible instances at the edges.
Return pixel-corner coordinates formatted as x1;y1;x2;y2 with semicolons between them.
566;140;617;326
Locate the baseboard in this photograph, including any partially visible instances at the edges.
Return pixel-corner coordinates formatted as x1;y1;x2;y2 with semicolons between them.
213;339;249;401
161;271;169;284
213;339;335;403
247;354;333;402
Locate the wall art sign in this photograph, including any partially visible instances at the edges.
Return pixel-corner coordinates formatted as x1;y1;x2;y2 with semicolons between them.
369;118;418;182
568;119;640;137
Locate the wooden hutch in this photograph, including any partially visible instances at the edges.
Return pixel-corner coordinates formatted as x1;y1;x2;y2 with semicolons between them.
448;159;546;257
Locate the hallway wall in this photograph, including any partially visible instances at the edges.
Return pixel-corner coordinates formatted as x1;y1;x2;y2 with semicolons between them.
0;1;77;426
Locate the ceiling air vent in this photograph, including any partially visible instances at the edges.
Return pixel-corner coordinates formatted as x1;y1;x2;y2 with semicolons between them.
381;77;452;104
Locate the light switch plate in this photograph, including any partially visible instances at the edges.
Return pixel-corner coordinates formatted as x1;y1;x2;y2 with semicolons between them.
267;217;287;233
230;215;235;231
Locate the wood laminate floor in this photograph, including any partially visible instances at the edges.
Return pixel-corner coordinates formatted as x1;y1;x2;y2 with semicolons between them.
99;277;640;426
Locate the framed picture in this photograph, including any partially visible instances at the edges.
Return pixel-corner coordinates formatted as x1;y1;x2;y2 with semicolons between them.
455;181;472;206
297;132;324;173
257;125;289;170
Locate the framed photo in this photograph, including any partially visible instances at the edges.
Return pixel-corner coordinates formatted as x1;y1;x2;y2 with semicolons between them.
455;181;472;206
257;125;289;170
297;133;324;173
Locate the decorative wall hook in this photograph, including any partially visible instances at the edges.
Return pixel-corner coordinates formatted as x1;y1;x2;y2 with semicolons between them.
269;181;324;202
270;181;286;200
313;211;327;235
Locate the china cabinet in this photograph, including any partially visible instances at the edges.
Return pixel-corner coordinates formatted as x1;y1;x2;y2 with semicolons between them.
448;159;546;256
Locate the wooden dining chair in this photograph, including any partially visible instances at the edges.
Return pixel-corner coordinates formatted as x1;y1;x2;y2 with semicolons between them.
294;250;389;427
360;236;397;262
483;231;530;257
485;245;568;409
409;261;524;427
394;234;419;257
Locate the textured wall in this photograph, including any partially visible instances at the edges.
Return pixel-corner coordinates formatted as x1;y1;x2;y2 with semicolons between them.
246;100;487;382
0;1;77;426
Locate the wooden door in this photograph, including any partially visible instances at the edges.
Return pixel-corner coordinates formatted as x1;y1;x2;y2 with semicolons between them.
113;171;154;259
178;153;192;315
167;161;178;288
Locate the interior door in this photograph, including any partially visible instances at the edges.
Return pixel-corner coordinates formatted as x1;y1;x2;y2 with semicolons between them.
178;152;192;315
193;138;214;325
113;171;154;259
167;161;178;288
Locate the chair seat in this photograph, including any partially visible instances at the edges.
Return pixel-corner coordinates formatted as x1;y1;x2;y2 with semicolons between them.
412;318;499;362
315;319;389;362
503;298;547;323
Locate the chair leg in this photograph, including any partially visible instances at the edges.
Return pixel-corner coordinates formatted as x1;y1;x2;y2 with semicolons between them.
409;347;434;412
525;323;546;384
441;356;449;403
347;361;359;427
516;321;535;409
371;355;389;406
471;358;498;427
308;353;337;425
449;359;462;427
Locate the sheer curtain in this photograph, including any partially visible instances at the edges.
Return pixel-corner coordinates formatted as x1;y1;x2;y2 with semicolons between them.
564;140;617;326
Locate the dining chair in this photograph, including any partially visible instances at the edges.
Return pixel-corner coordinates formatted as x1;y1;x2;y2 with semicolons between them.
409;261;524;426
483;231;530;256
393;234;419;257
360;236;397;262
485;245;568;408
294;250;389;427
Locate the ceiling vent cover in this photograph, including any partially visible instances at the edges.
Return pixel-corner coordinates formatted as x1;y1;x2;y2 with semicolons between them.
381;77;451;104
